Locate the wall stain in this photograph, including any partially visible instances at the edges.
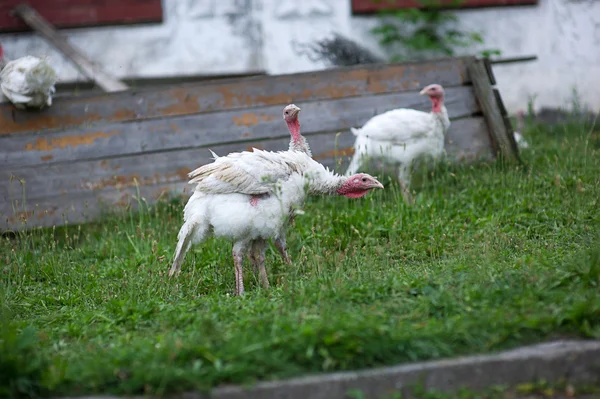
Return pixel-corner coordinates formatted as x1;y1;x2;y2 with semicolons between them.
24;130;119;152
232;113;276;127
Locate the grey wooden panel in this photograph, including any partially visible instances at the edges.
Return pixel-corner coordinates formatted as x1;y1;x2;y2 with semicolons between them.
445;117;493;162
1;116;492;232
0;57;473;135
1;181;190;233
1;118;491;210
0;132;342;203
0;86;480;169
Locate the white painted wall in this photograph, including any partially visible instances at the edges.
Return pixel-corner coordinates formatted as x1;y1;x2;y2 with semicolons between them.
1;0;599;113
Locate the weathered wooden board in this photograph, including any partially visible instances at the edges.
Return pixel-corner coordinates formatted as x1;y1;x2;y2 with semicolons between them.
0;87;479;168
0;56;515;232
0;57;472;135
0;117;492;219
1;181;189;233
0;117;492;231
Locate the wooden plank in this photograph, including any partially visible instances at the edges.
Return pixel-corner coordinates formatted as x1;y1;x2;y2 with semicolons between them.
494;89;521;157
0;0;163;33
13;4;129;93
490;56;537;65
1;181;190;233
1;116;492;231
0;57;473;135
0;86;481;168
1;117;491;231
444;117;493;162
467;59;518;162
351;0;539;14
1;117;491;206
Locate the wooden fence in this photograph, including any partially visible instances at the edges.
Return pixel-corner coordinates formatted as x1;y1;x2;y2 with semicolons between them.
0;56;519;232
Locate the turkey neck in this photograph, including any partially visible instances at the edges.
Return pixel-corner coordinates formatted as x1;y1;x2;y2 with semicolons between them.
430;96;450;133
306;171;348;196
286;119;312;156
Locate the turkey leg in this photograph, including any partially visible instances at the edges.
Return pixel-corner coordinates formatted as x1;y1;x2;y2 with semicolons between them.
249;239;270;289
397;166;414;205
248;240;259;275
254;240;270;289
232;241;249;296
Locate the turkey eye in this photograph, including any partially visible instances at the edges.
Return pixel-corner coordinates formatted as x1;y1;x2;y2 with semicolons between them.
361;178;367;182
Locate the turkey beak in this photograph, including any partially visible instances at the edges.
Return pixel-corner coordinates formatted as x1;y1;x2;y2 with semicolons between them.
368;178;384;189
419;87;428;95
293;106;301;116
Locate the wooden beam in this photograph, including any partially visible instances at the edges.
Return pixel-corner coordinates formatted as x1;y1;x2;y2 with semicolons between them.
12;4;129;93
489;55;537;65
483;57;496;85
467;59;519;162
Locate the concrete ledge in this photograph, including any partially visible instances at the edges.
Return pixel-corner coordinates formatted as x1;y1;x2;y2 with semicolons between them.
58;340;600;399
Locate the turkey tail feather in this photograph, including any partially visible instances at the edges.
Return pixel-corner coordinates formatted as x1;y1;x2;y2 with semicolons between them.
350;127;360;136
169;220;199;277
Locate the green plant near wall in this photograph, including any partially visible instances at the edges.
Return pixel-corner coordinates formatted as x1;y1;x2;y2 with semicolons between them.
370;0;501;61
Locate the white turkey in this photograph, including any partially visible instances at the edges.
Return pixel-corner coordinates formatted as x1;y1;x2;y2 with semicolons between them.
513;109;529;149
206;104;312;266
169;142;383;296
0;42;57;109
345;83;450;204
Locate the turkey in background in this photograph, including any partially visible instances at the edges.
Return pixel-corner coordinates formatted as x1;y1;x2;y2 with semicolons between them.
0;41;57;109
293;34;533;151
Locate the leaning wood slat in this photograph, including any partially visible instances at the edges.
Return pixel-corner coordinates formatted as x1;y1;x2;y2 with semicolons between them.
467;59;518;162
0;57;472;135
1;118;492;220
482;58;496;86
13;4;129;93
494;89;520;156
0;86;480;168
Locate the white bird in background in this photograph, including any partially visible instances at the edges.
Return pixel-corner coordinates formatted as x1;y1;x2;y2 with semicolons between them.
0;42;57;109
345;84;450;204
513;109;529;149
169;108;384;296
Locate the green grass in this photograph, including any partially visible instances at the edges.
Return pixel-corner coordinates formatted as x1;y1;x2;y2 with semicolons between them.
1;120;600;398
